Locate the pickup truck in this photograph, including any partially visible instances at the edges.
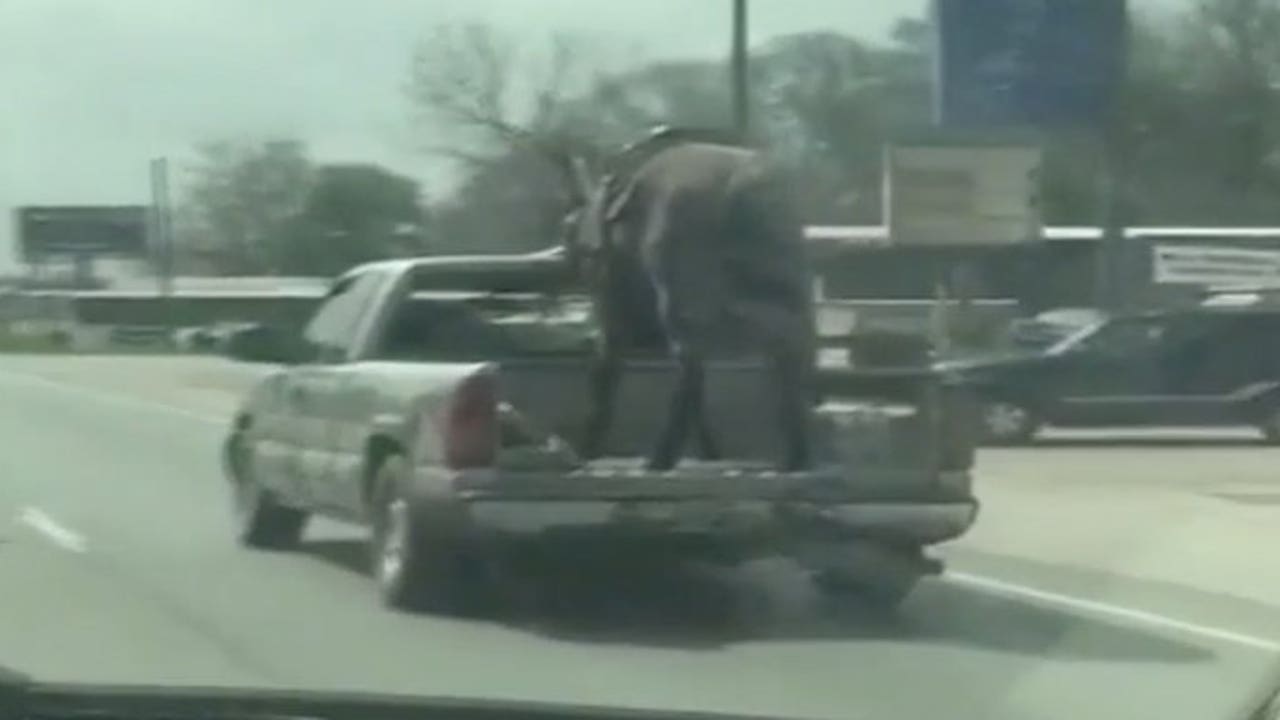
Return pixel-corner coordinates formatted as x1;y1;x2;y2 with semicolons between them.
221;250;979;614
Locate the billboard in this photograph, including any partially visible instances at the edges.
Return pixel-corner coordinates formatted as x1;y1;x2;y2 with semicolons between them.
1152;244;1280;287
15;205;149;261
885;143;1042;246
933;0;1127;128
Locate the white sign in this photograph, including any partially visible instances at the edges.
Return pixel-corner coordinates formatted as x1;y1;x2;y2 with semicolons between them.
885;144;1042;246
1152;244;1280;287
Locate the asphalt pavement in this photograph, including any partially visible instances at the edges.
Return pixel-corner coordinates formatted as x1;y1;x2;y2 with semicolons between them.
1;355;1279;720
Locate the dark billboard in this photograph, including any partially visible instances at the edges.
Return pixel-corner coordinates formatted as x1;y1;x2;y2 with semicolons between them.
16;205;149;261
934;0;1128;129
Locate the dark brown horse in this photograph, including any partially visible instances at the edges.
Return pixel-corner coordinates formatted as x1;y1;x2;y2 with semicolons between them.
558;127;817;472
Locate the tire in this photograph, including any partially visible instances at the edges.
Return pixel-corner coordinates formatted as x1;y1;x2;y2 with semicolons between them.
813;569;919;613
1257;405;1280;445
226;432;307;550
979;400;1041;445
369;454;485;614
798;541;933;614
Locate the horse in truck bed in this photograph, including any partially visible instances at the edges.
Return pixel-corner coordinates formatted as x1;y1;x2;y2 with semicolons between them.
558;127;817;472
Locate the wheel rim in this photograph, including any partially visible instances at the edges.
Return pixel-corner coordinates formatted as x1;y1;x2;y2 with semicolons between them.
379;498;411;585
984;403;1029;439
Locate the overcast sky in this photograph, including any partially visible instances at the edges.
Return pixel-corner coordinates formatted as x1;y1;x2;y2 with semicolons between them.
1;0;1187;270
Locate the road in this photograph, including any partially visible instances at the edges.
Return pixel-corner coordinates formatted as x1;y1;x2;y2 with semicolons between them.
1;355;1279;720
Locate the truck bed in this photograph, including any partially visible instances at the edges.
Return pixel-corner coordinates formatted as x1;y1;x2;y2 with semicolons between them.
493;356;974;494
504;359;915;455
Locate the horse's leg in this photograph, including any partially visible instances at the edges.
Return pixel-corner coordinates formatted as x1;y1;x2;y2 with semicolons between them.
648;347;705;471
582;347;621;460
769;346;813;472
582;277;624;460
694;382;721;461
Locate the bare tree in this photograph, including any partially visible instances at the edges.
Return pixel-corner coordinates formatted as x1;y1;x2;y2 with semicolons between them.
406;23;608;170
406;23;648;254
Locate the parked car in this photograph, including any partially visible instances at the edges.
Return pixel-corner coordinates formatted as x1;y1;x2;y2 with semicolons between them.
948;294;1280;444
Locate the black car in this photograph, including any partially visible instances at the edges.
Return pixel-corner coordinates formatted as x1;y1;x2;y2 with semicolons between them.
947;293;1280;444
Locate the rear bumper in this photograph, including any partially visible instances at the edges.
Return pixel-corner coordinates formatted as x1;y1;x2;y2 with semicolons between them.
463;496;978;546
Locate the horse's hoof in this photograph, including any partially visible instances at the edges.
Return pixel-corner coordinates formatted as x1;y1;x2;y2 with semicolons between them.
645;457;677;472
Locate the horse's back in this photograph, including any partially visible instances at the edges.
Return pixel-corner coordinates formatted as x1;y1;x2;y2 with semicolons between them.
594;129;813;355
621;144;809;354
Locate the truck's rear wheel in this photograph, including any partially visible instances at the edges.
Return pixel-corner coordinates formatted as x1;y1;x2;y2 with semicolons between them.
370;454;485;614
226;432;307;550
798;541;935;614
812;569;919;612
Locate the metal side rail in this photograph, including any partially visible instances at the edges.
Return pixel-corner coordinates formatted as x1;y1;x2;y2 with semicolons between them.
450;461;971;503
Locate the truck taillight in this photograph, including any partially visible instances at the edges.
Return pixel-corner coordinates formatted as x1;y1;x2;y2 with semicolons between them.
439;370;498;469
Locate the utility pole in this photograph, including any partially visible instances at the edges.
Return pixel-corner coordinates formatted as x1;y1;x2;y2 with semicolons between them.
731;0;749;136
149;157;175;339
1096;5;1133;313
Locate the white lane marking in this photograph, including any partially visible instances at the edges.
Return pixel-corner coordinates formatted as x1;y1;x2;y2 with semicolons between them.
0;366;224;426
948;570;1280;652
19;507;87;553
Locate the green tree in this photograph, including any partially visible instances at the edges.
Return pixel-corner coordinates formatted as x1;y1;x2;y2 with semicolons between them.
753;30;902;223
179;142;428;275
1183;0;1280;188
429;148;568;255
179;139;313;274
281;164;427;275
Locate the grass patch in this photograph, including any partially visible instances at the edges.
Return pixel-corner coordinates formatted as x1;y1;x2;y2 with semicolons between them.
0;328;77;354
0;326;187;356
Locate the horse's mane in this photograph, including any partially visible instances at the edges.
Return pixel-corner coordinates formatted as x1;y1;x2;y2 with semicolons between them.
603;126;746;180
627;125;748;153
593;125;751;211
